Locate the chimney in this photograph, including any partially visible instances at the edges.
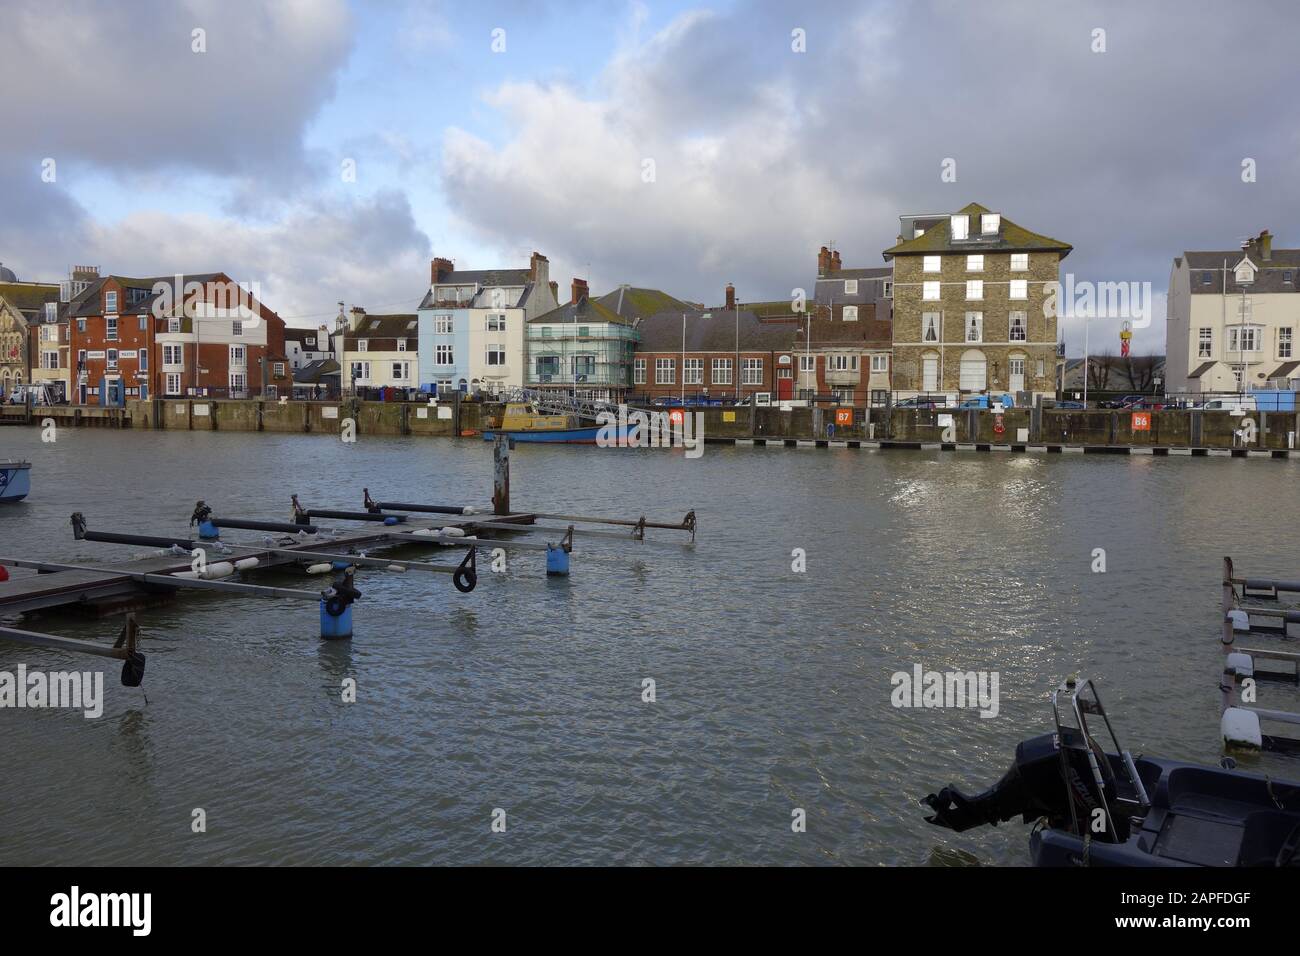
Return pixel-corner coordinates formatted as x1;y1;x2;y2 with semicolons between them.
571;277;589;305
817;246;832;278
549;280;558;302
529;251;549;284
1257;229;1273;261
831;251;842;273
430;257;454;284
348;306;366;331
725;283;736;310
71;265;100;283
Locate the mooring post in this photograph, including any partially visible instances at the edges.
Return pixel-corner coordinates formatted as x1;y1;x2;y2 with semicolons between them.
493;434;510;516
320;567;360;640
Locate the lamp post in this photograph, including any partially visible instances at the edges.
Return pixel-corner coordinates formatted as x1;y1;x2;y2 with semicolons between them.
680;312;686;406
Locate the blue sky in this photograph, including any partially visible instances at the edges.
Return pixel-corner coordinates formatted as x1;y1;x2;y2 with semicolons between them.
3;0;1300;348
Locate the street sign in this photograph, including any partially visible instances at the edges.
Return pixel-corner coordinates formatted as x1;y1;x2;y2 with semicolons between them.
1132;411;1151;432
834;408;853;426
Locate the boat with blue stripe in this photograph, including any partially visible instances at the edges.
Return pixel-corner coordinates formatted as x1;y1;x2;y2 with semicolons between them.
483;402;632;445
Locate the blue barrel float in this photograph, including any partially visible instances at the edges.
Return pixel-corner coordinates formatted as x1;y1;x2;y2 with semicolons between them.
320;568;362;640
546;544;570;576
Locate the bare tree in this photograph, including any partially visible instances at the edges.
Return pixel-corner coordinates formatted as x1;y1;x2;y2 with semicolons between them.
1088;349;1115;389
1126;354;1158;392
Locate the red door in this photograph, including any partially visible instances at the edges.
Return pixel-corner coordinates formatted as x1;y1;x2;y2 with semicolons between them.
778;377;793;400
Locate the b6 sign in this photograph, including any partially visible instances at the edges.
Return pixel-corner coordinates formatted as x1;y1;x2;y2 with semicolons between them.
1131;411;1151;432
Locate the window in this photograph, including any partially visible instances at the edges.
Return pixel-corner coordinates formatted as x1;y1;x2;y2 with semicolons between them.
966;280;983;300
1198;328;1212;358
41;351;59;370
950;215;969;240
1280;327;1293;359
350;361;370;382
1228;327;1259;352
106;316;118;341
571;355;595;379
273;362;284;376
486;313;506;331
1009;311;1027;341
981;213;1000;235
485;347;506;366
105;291;118;313
1009;279;1028;299
77;318;86;333
711;358;732;385
1011;253;1029;271
871;354;888;372
392;362;409;380
799;355;816;372
1202;271;1213;286
1036;360;1045;378
139;349;148;371
536;356;559;379
578;326;590;338
397;340;407;352
828;354;853;371
166;373;181;395
923;255;941;273
967;255;984;272
436;345;454;365
138;316;147;331
1235;264;1254;285
168;318;180;333
655;358;675;384
1284;272;1294;285
959;349;987;391
106;349;119;370
844;279;858;295
684;358;703;385
305;336;315;347
163;344;182;365
923;281;941;301
843;305;859;321
232;320;243;336
229;372;247;392
634;358;646;384
777;368;793;379
965;312;983;343
742;358;762;385
44;302;57;322
883;280;893;298
229;345;246;366
357;340;368;352
434;314;453;334
922;313;940;343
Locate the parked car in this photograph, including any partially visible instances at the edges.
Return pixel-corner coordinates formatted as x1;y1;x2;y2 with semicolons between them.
894;396;948;409
1098;394;1143;409
1049;400;1086;409
956;394;1015;410
1121;396;1167;411
1195;396;1257;412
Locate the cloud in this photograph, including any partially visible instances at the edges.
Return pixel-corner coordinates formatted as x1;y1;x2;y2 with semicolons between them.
440;0;1300;353
0;0;352;185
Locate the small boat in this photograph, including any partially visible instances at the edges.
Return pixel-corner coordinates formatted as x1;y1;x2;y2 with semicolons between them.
0;459;31;503
483;402;625;444
922;678;1300;866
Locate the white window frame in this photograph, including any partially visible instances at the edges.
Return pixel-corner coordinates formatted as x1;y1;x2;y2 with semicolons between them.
392;361;409;381
966;255;984;272
871;354;888;372
1198;328;1213;358
104;291;118;314
397;340;407;352
923;255;941;273
711;358;732;385
434;314;453;334
1009;279;1028;300
843;305;859;321
485;347;506;366
655;358;675;384
166;373;181;395
981;213;1000;235
1280;327;1293;359
486;313;506;332
106;316;118;341
232;320;243;336
435;345;454;366
922;281;941;301
1009;311;1027;342
922;313;940;343
634;358;646;384
966;280;983;301
1010;253;1029;272
965;312;983;343
229;344;247;367
843;279;858;295
742;357;762;385
683;358;703;385
950;215;969;240
357;340;368;352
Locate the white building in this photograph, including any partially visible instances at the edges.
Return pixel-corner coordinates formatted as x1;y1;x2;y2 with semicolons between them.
284;324;335;370
1167;230;1300;394
340;309;418;394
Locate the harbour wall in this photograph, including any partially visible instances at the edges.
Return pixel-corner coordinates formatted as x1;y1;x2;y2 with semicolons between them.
3;400;1298;452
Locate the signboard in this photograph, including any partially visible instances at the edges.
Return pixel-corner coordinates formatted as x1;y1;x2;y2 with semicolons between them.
1132;411;1151;432
437;407;452;420
193;404;210;417
755;393;771;407
938;414;954;427
87;350;106;359
668;409;685;426
417;407;429;419
834;408;853;426
722;410;736;422
119;350;138;359
323;406;339;419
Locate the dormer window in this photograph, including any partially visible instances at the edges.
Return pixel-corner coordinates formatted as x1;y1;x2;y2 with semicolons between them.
843;279;858;295
1201;271;1213;286
980;213;1000;235
1235;262;1255;285
44;302;57;322
950;215;969;241
104;291;118;314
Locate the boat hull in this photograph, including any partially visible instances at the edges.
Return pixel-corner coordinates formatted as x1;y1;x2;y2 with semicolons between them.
0;463;31;502
482;425;638;445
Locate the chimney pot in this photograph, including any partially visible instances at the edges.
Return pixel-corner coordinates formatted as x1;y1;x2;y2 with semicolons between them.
725;283;736;310
817;246;832;278
571;277;589;305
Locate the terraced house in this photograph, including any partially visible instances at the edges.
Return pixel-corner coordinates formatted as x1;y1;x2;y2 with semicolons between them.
1166;230;1300;394
417;253;559;394
526;278;638;401
341;308;418;397
0;264;61;400
883;202;1070;400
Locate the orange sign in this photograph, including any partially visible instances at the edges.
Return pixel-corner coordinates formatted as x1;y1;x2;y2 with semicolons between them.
668;408;685;426
834;408;853;426
1132;411;1151;432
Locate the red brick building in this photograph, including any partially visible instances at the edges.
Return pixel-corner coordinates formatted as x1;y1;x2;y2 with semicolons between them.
64;270;288;405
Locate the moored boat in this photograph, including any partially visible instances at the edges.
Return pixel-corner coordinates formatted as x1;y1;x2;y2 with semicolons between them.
0;459;31;502
922;678;1300;866
483;401;629;444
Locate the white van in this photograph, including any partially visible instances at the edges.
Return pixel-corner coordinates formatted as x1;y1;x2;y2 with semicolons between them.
4;383;61;406
1197;396;1257;413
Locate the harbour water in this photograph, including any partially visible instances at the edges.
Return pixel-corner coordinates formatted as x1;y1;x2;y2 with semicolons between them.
1;428;1298;865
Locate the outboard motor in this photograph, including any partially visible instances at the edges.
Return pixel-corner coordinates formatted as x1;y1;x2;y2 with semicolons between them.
924;726;1121;837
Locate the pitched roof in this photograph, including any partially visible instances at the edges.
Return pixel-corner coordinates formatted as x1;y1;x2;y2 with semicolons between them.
596;286;696;322
283;326;328;345
294;359;340;384
1183;251;1300;294
347;314;419;338
1268;361;1300;379
0;281;60;318
529;295;626;325
634;308;794;352
1187;360;1218;379
882;202;1072;259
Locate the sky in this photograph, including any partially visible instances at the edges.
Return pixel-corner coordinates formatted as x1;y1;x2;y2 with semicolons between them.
3;0;1299;353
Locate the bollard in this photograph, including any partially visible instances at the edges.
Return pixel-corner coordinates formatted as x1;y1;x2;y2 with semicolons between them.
546;544;570;576
320;568;361;640
493;434;511;516
197;520;219;540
